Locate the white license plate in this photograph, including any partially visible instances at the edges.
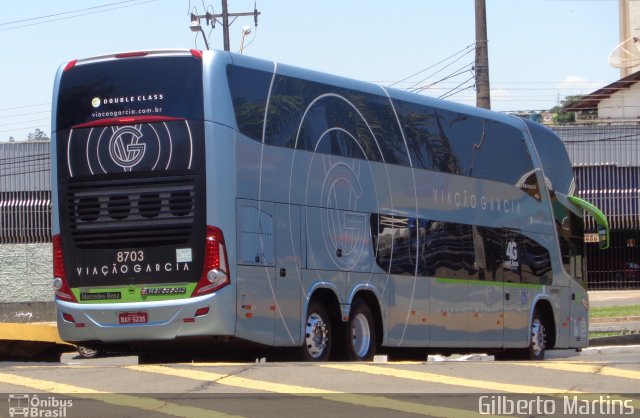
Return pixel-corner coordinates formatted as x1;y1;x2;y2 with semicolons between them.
118;311;148;324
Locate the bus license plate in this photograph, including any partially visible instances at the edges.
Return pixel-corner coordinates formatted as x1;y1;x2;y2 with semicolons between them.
118;311;148;324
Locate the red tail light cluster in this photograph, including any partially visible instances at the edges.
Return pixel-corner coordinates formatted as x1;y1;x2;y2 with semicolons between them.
192;226;230;296
53;234;77;302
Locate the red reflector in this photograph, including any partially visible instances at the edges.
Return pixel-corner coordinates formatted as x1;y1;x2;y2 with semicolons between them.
190;49;203;59
62;313;75;323
73;116;183;129
115;51;149;58
63;60;77;72
195;307;209;317
75;323;86;328
183;318;195;323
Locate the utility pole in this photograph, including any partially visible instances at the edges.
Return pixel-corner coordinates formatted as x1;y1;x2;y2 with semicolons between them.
190;1;260;51
475;0;491;109
222;0;230;52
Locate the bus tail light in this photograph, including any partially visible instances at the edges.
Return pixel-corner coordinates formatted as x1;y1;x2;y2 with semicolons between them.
63;59;77;72
53;235;77;302
192;226;230;296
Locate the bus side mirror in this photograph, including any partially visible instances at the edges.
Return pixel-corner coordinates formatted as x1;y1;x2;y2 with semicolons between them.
598;227;609;250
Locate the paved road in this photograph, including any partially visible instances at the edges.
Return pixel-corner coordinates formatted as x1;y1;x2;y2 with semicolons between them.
1;349;639;418
589;290;640;307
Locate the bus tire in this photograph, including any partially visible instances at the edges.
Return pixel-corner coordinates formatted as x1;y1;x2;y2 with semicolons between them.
301;301;332;361
346;299;376;361
525;310;547;361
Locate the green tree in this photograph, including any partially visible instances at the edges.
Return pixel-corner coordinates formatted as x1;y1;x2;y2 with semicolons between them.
27;128;49;141
551;94;590;125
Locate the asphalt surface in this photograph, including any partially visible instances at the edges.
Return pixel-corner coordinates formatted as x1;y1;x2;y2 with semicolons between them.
589;290;640;307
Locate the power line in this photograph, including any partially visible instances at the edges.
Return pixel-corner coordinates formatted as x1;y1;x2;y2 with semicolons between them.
0;125;50;135
0;1;141;26
389;43;475;88
0;110;49;120
410;62;475;93
0;118;49;128
0;0;156;32
405;47;476;91
0;103;50;113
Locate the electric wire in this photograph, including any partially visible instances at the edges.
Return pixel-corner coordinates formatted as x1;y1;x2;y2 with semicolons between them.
389;43;475;87
0;0;143;26
0;0;157;32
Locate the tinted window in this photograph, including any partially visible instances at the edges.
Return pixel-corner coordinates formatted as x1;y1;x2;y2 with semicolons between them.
370;214;418;275
393;102;454;172
503;230;552;285
395;100;538;193
422;222;477;280
227;65;272;142
526;120;574;195
264;75;410;165
371;214;550;284
57;56;203;130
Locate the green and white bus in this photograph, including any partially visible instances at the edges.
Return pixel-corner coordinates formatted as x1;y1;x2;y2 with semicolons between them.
51;49;608;361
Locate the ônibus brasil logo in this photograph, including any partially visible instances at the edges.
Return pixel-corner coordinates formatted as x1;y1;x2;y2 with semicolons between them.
8;394;72;417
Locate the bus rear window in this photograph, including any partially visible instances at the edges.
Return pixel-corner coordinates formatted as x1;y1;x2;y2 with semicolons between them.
56;55;203;130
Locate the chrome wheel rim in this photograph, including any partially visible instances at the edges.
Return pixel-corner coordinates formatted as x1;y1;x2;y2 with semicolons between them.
351;313;371;359
531;317;546;357
305;313;328;359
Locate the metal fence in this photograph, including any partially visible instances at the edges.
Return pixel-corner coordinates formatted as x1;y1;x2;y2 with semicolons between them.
553;125;640;290
0;142;51;244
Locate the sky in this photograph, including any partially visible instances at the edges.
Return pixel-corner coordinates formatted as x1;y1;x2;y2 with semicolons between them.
0;0;620;142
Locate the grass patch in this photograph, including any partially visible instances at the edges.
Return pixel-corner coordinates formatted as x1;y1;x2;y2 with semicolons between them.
589;304;640;319
589;331;625;339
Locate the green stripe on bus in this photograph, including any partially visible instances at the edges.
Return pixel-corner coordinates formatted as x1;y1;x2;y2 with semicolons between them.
71;283;198;304
434;277;543;289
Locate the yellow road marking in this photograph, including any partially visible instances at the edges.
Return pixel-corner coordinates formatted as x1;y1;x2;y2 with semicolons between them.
0;371;242;418
128;365;507;418
514;362;640;381
321;363;580;394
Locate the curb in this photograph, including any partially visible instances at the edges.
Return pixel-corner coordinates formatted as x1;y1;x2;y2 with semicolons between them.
0;322;67;344
590;316;640;323
0;322;75;362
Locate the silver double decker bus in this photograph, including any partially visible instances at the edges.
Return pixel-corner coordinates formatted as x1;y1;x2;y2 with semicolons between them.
51;49;608;361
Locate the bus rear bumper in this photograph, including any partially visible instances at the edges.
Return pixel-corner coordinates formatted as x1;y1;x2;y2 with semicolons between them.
55;287;236;343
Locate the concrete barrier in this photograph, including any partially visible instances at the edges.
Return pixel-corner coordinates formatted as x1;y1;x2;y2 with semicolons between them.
0;322;74;362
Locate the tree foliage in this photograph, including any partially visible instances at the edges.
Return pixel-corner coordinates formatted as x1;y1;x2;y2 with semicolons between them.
27;128;50;141
550;94;585;125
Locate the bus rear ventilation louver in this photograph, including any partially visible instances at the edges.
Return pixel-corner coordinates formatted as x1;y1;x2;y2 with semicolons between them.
65;177;198;249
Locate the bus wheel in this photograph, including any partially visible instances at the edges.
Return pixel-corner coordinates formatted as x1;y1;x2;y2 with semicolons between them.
526;311;547;361
346;299;376;361
301;301;332;361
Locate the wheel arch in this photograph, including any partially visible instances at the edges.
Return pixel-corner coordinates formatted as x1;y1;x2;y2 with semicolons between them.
351;289;384;348
306;287;342;327
533;298;556;349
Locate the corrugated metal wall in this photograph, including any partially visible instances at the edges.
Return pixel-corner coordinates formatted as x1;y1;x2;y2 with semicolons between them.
553;125;640;289
0;142;51;244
